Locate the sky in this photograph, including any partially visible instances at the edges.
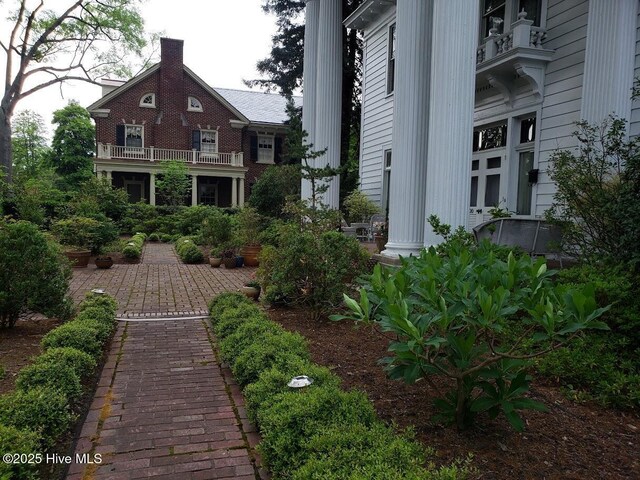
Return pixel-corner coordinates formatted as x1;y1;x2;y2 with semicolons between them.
2;0;283;142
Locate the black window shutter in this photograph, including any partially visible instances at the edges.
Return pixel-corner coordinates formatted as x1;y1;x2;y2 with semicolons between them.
249;135;258;162
116;125;125;146
192;130;201;151
274;137;283;163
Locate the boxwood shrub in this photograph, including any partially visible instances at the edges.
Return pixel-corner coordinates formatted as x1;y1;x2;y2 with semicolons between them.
41;322;102;357
219;320;284;365
0;387;74;447
32;347;97;379
175;236;204;264
122;232;146;259
79;292;118;317
16;361;83;402
0;425;40;480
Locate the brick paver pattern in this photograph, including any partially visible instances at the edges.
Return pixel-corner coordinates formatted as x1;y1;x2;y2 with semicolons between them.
66;243;261;479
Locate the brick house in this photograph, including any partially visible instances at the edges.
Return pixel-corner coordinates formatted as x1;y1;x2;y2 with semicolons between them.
88;37;300;207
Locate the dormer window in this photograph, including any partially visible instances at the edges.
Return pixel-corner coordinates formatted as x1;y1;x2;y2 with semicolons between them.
188;96;203;112
139;93;155;108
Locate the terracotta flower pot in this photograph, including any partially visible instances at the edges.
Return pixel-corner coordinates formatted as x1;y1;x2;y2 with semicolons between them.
240;285;261;301
95;256;114;269
241;245;262;267
65;250;92;268
209;257;222;268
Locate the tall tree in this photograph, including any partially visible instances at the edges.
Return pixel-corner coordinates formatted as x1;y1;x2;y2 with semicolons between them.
49;101;94;190
0;0;147;182
11;109;49;179
247;0;363;204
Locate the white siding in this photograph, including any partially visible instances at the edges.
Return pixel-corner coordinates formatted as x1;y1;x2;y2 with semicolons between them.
359;21;395;206
630;9;640;137
535;0;589;217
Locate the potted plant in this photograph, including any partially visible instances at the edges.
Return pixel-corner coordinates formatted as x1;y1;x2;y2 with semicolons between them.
373;218;388;253
52;216;100;268
237;207;262;267
209;247;223;268
240;280;261;301
95;256;114;269
222;247;236;269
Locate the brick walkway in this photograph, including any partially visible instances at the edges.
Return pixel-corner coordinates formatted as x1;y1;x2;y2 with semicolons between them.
66;244;262;479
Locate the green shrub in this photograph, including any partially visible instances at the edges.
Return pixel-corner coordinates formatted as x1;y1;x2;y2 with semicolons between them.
258;225;369;319
244;358;340;424
148;232;160;242
0;425;40;480
248;164;301;219
160;233;172;243
41;322;102;357
118;202;158;234
336;241;610;431
211;303;264;338
219;320;284;365
200;208;234;246
16;361;83;402
0;220;72;328
74;318;113;343
291;423;429;480
32;347;97;379
343;189;379;224
52;215;117;254
122;232;145;259
257;387;377;476
177;242;204;263
79;292;118;317
231;332;309;386
0;387;74;447
208;292;253;319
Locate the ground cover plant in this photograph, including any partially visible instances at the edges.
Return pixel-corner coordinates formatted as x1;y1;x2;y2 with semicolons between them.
209;292;473;479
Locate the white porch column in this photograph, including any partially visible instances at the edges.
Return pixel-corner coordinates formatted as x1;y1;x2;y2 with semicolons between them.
314;0;342;209
301;0;319;201
191;175;198;206
105;170;112;184
423;0;479;247
231;177;238;207
581;0;637;125
238;177;245;207
149;173;156;206
382;0;433;258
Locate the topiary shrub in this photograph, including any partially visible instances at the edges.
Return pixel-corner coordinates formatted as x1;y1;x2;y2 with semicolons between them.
257;387;378;476
41;322;102;357
160;233;172;243
122;232;145;259
231;332;309;386
175;236;204;263
0;425;40;480
16;361;82;402
244;357;340;424
78;292;118;317
148;232;160;242
0;220;72;328
32;347;97;379
208;292;253;319
211;303;264;338
0;387;74;447
219;319;284;365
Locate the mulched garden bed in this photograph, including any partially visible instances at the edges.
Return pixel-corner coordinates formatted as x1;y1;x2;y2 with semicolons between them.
0;316;62;395
268;305;639;480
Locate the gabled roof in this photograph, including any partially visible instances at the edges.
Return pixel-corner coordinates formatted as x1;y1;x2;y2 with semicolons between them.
214;88;302;126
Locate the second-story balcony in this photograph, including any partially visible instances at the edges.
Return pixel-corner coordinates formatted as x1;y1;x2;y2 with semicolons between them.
475;12;554;103
96;143;244;167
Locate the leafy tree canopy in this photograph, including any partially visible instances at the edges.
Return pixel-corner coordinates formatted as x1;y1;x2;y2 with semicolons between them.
11;109;50;179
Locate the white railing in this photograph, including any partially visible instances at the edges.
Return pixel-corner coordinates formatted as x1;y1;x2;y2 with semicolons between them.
476;13;547;65
96;143;244;167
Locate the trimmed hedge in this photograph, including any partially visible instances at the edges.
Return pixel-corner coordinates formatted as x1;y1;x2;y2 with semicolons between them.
122;232;146;259
209;293;472;479
41;322;102;357
32;347;97;379
175;236;204;264
0;425;40;480
16;361;83;402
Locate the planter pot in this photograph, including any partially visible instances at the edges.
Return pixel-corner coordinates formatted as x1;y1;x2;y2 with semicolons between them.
223;257;236;269
64;249;92;268
235;256;245;268
209;257;223;268
240;285;261;301
95;257;114;269
241;245;262;267
374;234;388;253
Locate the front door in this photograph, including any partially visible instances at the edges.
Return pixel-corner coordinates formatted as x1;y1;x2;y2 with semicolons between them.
124;180;145;203
468;149;508;228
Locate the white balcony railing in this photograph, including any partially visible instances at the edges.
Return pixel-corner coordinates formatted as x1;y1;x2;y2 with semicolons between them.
96;143;244;167
476;13;548;65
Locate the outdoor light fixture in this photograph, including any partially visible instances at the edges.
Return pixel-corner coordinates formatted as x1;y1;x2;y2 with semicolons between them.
287;375;314;388
90;288;106;295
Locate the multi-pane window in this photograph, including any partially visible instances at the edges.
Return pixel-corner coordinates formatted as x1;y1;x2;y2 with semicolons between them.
482;0;506;37
472;123;508;152
481;0;542;40
518;0;541;26
258;135;274;163
387;24;396;94
188;96;203;112
125;125;143;148
201;130;217;154
139;93;155;108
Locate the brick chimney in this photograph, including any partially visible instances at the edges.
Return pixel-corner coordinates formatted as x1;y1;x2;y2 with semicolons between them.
158;38;186;149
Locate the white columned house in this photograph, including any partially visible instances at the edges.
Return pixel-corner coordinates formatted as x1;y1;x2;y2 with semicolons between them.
301;0;320;200
382;0;433;257
303;0;343;209
423;0;479;247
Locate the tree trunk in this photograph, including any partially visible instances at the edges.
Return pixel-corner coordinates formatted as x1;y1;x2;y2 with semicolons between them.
0;108;12;183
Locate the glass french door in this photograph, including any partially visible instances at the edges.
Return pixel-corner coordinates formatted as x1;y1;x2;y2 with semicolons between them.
468;149;507;228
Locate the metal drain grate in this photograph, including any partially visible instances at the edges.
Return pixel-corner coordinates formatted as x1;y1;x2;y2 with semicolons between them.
116;311;209;322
